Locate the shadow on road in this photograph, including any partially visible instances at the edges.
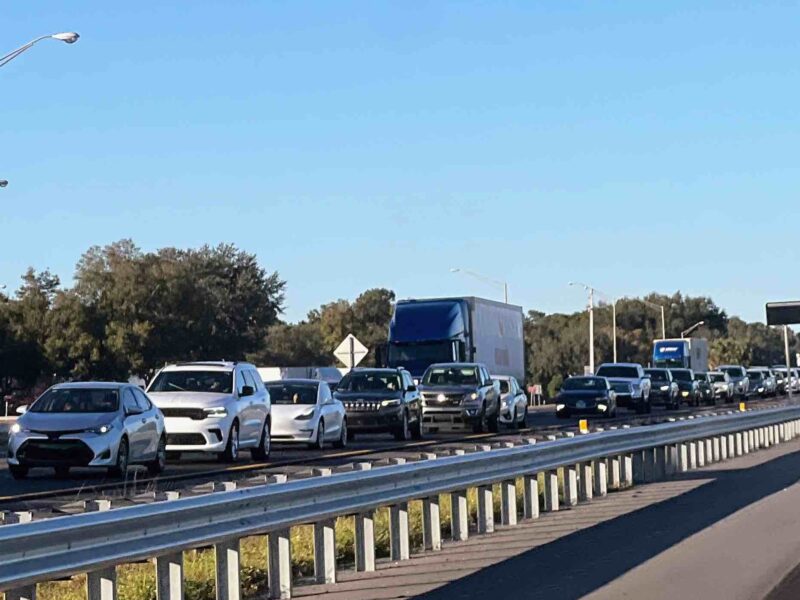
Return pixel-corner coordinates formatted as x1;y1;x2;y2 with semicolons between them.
415;448;800;600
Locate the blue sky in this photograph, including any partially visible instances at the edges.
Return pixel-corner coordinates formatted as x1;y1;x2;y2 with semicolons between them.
1;2;798;324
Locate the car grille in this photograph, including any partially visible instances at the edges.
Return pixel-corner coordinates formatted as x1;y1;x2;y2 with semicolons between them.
343;401;380;411
422;393;463;407
17;440;94;465
167;433;207;446
160;408;207;420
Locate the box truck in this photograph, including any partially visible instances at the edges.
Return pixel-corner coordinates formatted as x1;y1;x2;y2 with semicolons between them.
652;338;709;372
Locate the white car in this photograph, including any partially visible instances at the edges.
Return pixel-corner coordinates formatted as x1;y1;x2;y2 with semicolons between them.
146;361;271;462
493;375;528;429
265;379;347;449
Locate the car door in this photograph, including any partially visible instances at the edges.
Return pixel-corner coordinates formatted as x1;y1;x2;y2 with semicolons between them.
248;368;270;433
121;387;147;460
133;388;160;459
317;383;341;440
235;369;258;443
512;378;526;417
402;371;422;422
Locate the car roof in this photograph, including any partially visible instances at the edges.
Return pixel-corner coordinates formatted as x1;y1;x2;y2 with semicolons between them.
160;361;251;372
349;368;406;374
491;374;513;380
645;367;668;371
428;362;481;368
53;382;129;390
265;378;321;385
598;363;640;368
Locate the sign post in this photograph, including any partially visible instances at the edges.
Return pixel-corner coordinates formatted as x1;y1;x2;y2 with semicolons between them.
766;301;800;400
333;334;369;370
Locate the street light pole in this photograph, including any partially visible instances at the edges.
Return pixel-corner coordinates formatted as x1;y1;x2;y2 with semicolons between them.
570;282;617;372
681;321;705;339
784;325;793;400
612;300;617;363
589;287;595;373
0;32;80;69
450;268;509;304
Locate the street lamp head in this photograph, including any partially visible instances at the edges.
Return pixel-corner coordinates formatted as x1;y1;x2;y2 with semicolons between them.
0;180;7;188
449;268;460;273
51;32;80;44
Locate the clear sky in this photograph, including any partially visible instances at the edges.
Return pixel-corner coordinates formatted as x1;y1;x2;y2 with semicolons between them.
1;2;798;324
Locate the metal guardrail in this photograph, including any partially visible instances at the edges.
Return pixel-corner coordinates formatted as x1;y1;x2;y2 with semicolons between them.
1;405;799;599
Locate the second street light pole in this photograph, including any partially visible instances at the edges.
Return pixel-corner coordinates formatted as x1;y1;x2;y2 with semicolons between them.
785;325;793;400
588;287;595;373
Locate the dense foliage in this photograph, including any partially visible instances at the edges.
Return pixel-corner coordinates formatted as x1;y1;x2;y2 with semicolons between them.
1;242;795;399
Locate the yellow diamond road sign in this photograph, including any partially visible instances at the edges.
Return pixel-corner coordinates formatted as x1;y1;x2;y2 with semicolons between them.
333;334;368;368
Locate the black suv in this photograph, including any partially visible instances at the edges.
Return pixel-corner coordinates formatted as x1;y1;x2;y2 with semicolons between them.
693;372;715;406
644;368;679;410
334;368;422;441
669;369;701;406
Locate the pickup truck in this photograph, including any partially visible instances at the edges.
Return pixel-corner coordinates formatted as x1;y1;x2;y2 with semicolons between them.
418;362;501;433
595;363;652;414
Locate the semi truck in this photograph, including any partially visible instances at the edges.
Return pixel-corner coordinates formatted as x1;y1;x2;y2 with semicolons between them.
384;296;525;382
652;338;709;372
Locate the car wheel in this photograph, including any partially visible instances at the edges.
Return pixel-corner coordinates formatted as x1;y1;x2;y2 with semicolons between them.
334;419;348;449
109;437;129;478
251;419;271;461
219;422;240;462
488;402;500;433
393;411;411;441
516;405;527;429
9;465;28;480
309;420;325;450
473;407;489;432
148;436;167;475
410;412;424;440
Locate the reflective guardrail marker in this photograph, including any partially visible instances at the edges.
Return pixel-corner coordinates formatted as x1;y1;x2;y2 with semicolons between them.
579;419;589;434
739;402;746;412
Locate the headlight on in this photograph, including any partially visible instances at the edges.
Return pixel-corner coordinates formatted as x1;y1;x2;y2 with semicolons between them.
597;404;607;411
10;423;23;434
88;423;115;435
681;391;689;397
294;408;316;420
556;404;565;411
468;392;479;401
660;385;669;391
204;407;228;418
381;399;401;408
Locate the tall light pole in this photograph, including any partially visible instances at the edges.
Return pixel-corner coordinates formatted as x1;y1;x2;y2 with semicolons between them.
450;268;508;303
0;32;80;69
570;282;618;367
641;299;666;339
784;325;793;400
681;321;705;339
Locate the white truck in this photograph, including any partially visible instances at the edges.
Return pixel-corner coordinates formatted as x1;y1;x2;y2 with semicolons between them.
652;338;709;372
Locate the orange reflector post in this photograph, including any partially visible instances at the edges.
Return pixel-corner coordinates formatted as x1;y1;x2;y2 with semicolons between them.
739;402;746;412
579;419;589;434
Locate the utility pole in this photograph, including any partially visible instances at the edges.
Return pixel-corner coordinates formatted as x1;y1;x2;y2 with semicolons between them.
612;300;617;363
589;287;595;374
785;325;793;400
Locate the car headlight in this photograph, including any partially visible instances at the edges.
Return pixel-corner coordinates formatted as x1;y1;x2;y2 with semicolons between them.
88;423;115;435
466;392;479;401
681;391;689;397
597;404;608;411
204;407;228;418
660;385;669;392
556;404;565;411
381;399;401;408
758;387;765;393
10;423;24;434
294;408;316;420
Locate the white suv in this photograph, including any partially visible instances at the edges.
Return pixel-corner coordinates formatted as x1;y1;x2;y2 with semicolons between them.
147;362;271;462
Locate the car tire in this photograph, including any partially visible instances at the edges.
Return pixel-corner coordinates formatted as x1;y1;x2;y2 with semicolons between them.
9;465;28;480
109;437;129;478
309;420;326;450
251;419;271;461
147;436;167;475
393;411;411;441
219;422;240;463
516;405;527;429
410;413;424;440
334;419;348;449
487;402;500;433
473;406;488;432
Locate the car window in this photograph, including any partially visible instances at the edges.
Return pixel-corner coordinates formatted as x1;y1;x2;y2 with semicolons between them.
319;383;332;403
122;389;139;414
236;370;247;395
403;372;414;389
133;388;152;411
248;369;264;390
242;370;258;391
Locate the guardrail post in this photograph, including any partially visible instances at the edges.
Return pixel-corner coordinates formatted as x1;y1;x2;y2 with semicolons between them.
87;568;117;600
268;528;292;599
689;441;699;469
389;502;410;561
608;457;621;490
563;466;578;507
735;432;744;456
770;425;777;446
355;511;375;572
643;448;657;482
743;431;750;454
712;437;721;462
593;460;607;497
214;539;241;600
654;446;668;479
477;485;494;534
696;440;706;468
704;439;713;464
501;479;517;526
422;496;441;551
579;462;593;501
633;451;645;482
523;473;540;519
621;453;634;486
677;443;689;472
5;587;35;600
544;470;560;510
451;489;469;541
720;435;729;460
156;552;184;600
313;519;336;584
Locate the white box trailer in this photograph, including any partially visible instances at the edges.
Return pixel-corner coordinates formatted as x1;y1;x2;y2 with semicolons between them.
652;338;709;372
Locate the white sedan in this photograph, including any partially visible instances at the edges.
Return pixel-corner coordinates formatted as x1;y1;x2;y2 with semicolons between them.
493;375;528;429
265;379;347;450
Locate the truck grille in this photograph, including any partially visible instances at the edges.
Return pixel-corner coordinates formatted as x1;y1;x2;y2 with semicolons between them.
343;401;380;411
160;408;207;420
422;393;463;407
167;433;207;446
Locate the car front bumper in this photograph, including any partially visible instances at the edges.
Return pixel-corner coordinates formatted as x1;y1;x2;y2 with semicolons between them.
346;406;405;432
7;431;121;468
163;415;233;453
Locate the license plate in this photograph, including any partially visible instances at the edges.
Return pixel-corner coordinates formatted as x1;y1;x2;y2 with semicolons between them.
576;400;586;408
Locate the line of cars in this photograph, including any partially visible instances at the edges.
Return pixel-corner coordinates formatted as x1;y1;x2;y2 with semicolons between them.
6;359;528;480
553;362;798;419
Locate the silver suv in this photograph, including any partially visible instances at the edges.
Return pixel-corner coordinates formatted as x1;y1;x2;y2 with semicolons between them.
419;363;501;433
147;361;271;462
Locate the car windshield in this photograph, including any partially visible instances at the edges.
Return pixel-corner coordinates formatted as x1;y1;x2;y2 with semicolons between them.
266;383;318;405
422;367;479;386
671;370;692;382
596;366;639;378
611;381;631;393
498;380;510;393
709;373;726;382
723;367;744;377
562;377;605;391
337;372;402;393
747;371;763;379
693;373;707;381
148;370;233;394
645;370;668;382
31;388;119;413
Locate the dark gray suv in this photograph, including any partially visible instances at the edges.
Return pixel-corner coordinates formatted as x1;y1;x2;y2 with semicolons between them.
419;363;501;433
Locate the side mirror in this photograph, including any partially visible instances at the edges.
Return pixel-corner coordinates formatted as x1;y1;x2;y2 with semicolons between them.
125;406;143;417
406;385;417;393
241;385;255;398
16;405;28;415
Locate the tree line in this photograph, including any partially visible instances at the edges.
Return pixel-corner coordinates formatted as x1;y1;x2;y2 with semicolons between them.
1;241;795;398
